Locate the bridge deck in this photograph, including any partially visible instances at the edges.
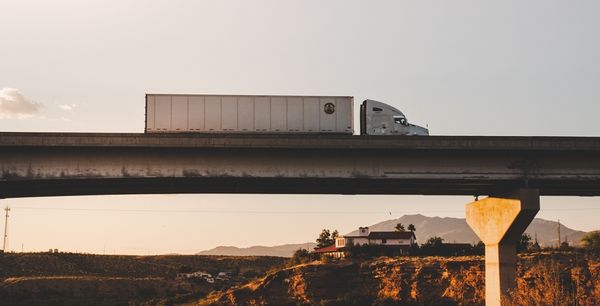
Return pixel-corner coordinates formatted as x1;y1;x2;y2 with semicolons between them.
1;133;599;198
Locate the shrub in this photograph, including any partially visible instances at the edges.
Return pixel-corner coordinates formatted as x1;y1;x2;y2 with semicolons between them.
581;230;600;254
504;258;599;305
287;248;315;267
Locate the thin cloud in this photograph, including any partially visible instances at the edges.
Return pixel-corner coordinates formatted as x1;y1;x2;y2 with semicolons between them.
59;103;77;111
0;88;42;119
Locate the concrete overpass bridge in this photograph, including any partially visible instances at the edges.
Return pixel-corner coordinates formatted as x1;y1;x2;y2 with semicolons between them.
1;132;599;198
1;132;600;305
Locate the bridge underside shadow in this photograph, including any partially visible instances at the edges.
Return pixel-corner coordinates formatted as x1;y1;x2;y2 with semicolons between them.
2;177;599;198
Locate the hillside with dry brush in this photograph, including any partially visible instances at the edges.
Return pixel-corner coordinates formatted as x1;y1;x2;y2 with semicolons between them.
195;252;600;306
0;253;285;305
1;252;599;305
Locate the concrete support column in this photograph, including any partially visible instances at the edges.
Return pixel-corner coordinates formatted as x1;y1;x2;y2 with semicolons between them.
466;189;540;306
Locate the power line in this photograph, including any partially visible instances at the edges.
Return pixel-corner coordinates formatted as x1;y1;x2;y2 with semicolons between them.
9;206;600;215
11;206;462;214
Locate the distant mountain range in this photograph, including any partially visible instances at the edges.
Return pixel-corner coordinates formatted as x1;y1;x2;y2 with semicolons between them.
197;215;587;257
197;243;317;257
347;214;586;247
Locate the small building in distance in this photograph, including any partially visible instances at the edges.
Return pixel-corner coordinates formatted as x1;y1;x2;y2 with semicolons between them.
176;271;214;283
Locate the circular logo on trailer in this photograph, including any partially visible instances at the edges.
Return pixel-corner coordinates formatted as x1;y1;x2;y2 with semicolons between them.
324;103;335;114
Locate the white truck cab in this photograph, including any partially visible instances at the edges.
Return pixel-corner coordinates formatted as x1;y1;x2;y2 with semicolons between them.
360;99;429;136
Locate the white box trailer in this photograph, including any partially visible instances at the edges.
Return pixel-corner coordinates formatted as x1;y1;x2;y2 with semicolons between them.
145;94;354;134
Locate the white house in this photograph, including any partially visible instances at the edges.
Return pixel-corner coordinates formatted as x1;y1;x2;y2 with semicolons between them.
336;227;416;248
335;226;370;248
316;226;416;257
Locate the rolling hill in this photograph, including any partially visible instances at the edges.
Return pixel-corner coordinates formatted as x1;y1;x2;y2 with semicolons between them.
196;243;317;257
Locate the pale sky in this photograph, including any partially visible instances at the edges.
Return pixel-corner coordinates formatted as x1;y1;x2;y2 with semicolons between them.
1;1;599;254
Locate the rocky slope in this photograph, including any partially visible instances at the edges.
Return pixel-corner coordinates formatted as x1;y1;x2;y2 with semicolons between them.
195;252;600;305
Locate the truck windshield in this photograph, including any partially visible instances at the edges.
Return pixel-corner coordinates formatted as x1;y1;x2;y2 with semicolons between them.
394;116;407;126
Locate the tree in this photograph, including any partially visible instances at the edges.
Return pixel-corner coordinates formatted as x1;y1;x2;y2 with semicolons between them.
420;236;445;255
316;229;338;248
423;236;444;248
530;233;541;253
395;223;406;232
408;224;416;232
288;248;313;266
472;241;485;255
517;233;532;253
530;240;541;253
316;229;331;248
581;230;600;253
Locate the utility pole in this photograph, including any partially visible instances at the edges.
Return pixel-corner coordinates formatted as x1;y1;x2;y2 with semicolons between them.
3;206;10;252
557;219;561;248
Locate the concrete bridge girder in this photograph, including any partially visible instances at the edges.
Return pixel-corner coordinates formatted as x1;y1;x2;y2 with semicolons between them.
1;146;600;197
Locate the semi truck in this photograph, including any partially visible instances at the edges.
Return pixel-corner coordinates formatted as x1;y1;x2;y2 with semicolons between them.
145;94;428;136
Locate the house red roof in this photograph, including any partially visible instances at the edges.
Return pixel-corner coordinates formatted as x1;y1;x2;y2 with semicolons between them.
313;244;339;253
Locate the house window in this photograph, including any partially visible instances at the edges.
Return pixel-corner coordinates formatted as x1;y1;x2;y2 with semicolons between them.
382;239;387;244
